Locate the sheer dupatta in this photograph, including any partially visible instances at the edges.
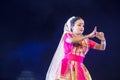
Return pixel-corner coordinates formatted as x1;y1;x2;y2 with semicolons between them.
46;16;75;80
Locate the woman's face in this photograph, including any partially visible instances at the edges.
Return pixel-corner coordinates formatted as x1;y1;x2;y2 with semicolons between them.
72;19;84;35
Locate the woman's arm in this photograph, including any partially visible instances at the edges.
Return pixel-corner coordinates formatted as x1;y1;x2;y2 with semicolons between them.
66;27;97;43
94;32;106;50
66;35;85;43
94;40;106;50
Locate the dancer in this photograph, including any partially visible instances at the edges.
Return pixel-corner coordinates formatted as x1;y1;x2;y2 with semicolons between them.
46;16;106;80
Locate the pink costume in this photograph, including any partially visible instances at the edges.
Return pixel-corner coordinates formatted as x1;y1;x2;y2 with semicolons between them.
60;33;96;80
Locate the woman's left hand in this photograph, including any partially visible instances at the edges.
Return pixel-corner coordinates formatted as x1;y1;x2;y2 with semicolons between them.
87;26;97;38
96;32;105;41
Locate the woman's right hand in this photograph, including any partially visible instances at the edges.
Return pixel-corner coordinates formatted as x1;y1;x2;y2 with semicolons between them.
86;26;97;38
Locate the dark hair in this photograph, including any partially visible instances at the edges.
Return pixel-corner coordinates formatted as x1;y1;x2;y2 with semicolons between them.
70;17;83;32
70;17;83;26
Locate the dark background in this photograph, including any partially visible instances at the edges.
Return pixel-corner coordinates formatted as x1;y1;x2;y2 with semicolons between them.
0;0;120;80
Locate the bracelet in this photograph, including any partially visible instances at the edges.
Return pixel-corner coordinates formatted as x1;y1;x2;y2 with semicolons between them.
101;40;106;44
101;39;106;41
84;35;88;39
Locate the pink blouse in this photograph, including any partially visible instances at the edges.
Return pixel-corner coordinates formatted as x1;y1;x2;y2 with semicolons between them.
64;33;96;56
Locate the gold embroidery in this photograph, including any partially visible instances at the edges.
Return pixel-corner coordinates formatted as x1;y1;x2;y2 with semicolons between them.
72;39;89;57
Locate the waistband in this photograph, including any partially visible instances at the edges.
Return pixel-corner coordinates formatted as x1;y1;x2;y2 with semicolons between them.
64;54;84;62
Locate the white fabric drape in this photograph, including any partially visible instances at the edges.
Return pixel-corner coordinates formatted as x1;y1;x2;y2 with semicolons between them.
46;16;75;80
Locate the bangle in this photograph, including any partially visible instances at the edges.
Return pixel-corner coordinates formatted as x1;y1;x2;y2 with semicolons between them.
84;35;88;39
101;40;106;44
101;39;106;41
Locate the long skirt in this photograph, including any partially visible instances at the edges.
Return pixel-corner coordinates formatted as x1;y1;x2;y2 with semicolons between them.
56;54;92;80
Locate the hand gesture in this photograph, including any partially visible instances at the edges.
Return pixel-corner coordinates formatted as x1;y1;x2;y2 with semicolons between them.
87;26;97;38
96;32;105;41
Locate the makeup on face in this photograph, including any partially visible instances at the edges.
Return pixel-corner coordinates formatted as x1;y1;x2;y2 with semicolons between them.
72;19;85;35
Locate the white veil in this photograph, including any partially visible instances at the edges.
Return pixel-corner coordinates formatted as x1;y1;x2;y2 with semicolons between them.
46;16;75;80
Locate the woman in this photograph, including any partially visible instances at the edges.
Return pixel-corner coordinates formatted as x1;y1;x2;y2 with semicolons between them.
46;16;106;80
